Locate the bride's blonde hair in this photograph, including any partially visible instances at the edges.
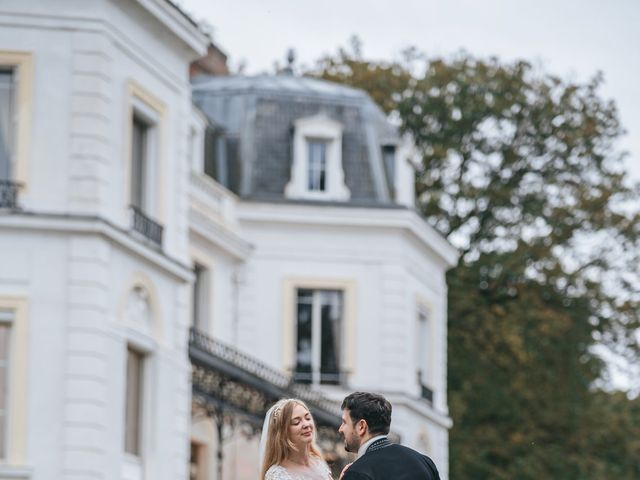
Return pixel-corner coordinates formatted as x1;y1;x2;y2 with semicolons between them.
260;398;323;480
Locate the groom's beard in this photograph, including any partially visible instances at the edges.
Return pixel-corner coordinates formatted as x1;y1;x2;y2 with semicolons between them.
342;433;360;453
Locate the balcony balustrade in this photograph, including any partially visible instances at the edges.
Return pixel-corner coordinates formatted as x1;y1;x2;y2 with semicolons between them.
0;180;21;209
189;327;342;424
189;172;238;230
131;206;163;247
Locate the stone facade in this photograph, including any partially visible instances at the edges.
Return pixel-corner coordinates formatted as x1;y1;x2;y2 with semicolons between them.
0;1;207;479
0;2;457;480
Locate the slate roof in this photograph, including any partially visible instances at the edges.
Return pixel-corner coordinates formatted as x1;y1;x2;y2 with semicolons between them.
192;74;401;205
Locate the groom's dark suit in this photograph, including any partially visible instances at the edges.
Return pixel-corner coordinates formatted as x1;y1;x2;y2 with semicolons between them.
342;438;440;480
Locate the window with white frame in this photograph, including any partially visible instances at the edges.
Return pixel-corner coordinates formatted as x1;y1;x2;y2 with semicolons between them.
0;309;12;459
416;306;434;403
0;69;15;182
187;125;197;174
203;126;217;181
382;145;396;198
124;346;144;456
307;139;328;192
130;114;150;211
285;114;350;201
0;52;32;205
294;289;343;385
191;263;209;331
128;91;164;245
127;82;163;221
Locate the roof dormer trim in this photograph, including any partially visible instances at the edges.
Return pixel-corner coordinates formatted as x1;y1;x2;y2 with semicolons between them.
285;113;351;201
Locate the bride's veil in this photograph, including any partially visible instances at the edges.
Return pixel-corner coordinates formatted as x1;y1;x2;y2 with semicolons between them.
258;403;278;470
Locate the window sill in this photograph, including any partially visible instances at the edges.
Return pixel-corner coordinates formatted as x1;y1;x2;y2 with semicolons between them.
285;189;350;202
122;453;143;480
0;180;23;210
0;464;33;479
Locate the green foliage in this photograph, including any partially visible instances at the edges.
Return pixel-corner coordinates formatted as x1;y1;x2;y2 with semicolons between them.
309;36;414;114
447;254;606;479
310;43;640;478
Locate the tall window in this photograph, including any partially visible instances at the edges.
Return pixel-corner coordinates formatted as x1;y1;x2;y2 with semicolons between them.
192;263;209;331
0;309;12;459
203;126;228;187
382;145;396;198
0;69;15;181
416;308;433;403
131;115;149;211
295;289;342;385
306;140;327;192
124;347;144;456
0;53;33;203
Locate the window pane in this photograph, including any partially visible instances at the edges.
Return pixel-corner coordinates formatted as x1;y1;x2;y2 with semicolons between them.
192;264;207;330
297;289;313;304
319;291;342;384
0;320;10;460
192;264;201;328
131;116;147;209
307;141;327;192
0;69;15;180
382;145;395;197
124;348;143;455
417;310;429;383
203;127;218;180
295;290;313;383
0;321;9;360
0;363;6;405
0;413;5;460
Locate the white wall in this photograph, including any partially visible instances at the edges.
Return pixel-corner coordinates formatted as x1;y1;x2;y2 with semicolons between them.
0;2;457;478
189;231;245;343
0;1;205;479
0;0;201;263
234;202;453;475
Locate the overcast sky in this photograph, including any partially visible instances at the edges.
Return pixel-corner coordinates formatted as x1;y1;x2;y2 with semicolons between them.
179;0;640;182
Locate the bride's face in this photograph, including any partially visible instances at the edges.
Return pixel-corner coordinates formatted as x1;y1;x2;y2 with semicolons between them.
288;404;314;447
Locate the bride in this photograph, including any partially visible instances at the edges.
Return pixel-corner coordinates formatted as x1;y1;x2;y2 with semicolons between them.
260;398;333;480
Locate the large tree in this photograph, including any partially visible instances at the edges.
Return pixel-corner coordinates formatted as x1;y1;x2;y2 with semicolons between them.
310;47;640;478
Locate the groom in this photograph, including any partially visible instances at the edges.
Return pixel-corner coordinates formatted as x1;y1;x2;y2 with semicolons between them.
338;392;440;480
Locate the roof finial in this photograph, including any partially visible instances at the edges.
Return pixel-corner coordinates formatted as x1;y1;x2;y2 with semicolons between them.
283;48;296;75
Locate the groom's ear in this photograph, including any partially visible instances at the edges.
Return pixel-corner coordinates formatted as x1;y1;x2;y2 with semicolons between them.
356;419;368;436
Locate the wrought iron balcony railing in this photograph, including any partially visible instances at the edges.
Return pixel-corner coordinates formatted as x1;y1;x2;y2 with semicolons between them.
190;327;290;388
189;327;342;422
0;180;21;210
131;206;163;247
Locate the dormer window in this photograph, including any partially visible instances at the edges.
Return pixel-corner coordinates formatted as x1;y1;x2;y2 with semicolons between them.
285;114;350;201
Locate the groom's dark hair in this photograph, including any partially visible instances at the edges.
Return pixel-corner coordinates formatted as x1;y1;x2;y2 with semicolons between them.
341;392;392;435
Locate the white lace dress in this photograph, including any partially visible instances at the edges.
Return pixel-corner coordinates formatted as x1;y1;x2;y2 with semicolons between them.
265;458;332;480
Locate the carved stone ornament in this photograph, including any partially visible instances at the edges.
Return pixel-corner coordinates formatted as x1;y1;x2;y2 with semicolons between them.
125;285;152;326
